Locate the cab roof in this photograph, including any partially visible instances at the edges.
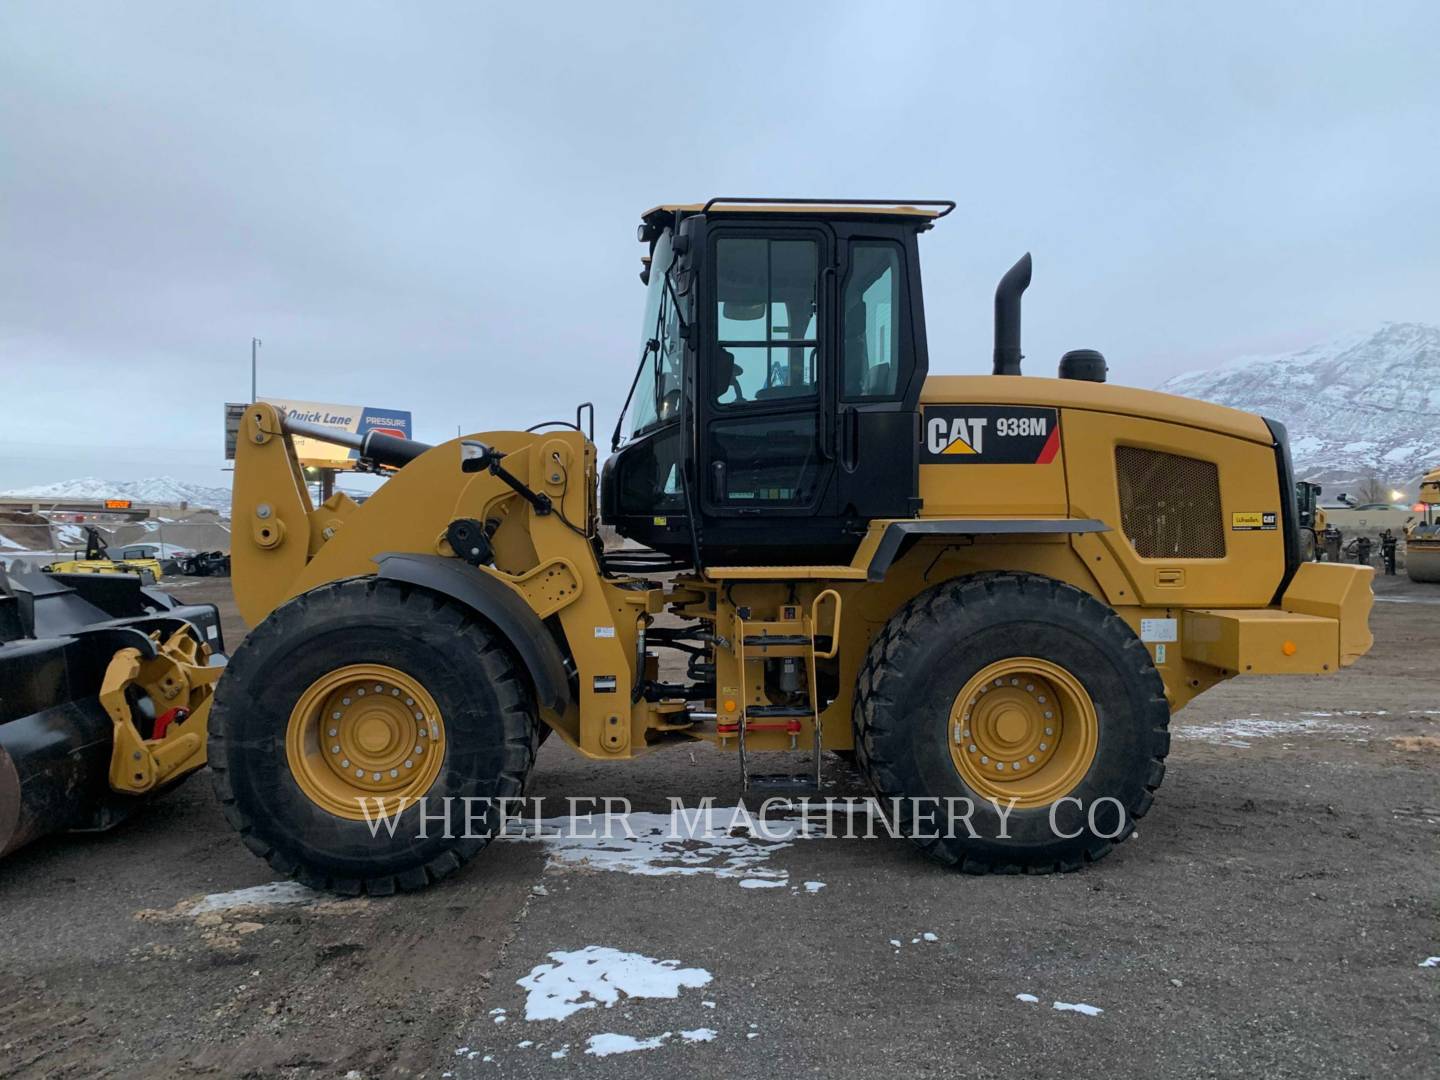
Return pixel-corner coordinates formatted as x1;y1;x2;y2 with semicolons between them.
640;197;954;235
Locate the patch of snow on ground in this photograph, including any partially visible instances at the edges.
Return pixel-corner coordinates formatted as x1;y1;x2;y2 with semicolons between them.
1421;956;1440;968
1016;993;1039;1003
1174;715;1370;748
510;805;825;887
585;1032;671;1057
1053;1001;1103;1016
188;881;321;914
739;878;786;889
517;945;712;1021
680;1027;717;1043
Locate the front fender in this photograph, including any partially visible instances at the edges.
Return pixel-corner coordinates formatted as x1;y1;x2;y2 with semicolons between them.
373;553;571;713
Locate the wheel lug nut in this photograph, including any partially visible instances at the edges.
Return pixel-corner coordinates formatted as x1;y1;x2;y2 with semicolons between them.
357;688;365;696
1038;742;1047;751
1025;684;1035;693
995;762;1004;771
968;744;977;753
980;755;989;764
1044;711;1053;720
374;685;383;693
1037;695;1046;704
1027;754;1037;763
404;759;413;768
392;689;400;696
414;711;423;721
405;697;414;706
341;759;350;768
331;744;340;754
1011;762;1021;770
342;697;351;706
372;772;382;781
355;768;365;777
418;728;428;738
1044;727;1053;736
329;727;338;737
414;745;423;755
390;769;399;778
332;711;342;720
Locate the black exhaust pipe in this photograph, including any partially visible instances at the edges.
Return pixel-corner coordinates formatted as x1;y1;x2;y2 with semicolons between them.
281;415;433;470
993;252;1032;376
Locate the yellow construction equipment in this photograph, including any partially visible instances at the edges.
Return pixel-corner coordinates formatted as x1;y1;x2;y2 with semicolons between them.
205;198;1373;893
1406;467;1440;582
43;526;164;582
0;561;223;857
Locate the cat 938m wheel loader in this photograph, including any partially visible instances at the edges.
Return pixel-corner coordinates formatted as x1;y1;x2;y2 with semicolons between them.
212;198;1375;894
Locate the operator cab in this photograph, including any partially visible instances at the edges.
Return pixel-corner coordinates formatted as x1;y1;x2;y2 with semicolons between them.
601;198;951;565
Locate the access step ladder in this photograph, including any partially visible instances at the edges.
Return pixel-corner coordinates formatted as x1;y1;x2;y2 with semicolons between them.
721;591;842;796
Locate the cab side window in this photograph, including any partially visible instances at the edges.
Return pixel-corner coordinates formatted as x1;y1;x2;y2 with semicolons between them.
714;238;819;406
842;243;904;399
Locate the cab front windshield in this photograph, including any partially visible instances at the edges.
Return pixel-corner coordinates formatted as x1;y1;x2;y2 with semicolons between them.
627;229;684;437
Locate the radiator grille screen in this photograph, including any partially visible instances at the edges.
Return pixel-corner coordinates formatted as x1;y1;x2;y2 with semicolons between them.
1115;446;1225;559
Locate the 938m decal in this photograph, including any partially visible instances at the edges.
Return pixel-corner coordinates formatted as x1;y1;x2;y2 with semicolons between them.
921;405;1060;464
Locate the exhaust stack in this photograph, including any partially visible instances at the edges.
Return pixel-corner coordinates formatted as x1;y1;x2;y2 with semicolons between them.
993;253;1032;376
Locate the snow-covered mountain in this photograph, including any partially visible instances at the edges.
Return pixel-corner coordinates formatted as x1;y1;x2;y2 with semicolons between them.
0;476;231;512
1157;323;1440;490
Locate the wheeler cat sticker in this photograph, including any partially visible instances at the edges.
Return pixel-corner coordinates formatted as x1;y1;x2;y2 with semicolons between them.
921;406;1061;464
1231;511;1278;531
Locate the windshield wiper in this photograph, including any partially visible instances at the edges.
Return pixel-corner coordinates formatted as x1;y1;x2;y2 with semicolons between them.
611;336;659;452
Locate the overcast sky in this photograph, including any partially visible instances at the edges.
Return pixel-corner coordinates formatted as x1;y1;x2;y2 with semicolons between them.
2;2;1437;489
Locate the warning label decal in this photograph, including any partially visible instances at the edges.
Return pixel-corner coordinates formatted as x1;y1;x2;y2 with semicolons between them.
921;406;1061;464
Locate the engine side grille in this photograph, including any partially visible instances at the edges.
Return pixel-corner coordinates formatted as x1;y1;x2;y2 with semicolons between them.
1115;447;1226;559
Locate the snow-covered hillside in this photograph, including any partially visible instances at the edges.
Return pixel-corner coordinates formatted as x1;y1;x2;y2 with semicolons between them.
0;476;231;512
1158;323;1440;489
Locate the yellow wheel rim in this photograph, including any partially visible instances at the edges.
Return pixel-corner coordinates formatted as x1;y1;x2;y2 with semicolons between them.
948;657;1098;808
285;664;445;821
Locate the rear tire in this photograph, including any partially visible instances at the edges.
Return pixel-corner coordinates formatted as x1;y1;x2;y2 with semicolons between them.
854;572;1170;873
209;577;538;895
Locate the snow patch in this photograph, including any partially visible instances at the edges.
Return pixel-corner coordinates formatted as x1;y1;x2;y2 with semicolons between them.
189;881;321;914
517;945;712;1022
510;805;823;887
1174;715;1369;748
1053;1001;1103;1016
1420;956;1440;968
585;1032;671;1057
804;881;826;893
1016;993;1040;1003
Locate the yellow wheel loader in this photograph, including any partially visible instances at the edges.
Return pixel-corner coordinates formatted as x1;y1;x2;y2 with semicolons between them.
210;198;1374;894
44;526;165;583
1406;467;1440;583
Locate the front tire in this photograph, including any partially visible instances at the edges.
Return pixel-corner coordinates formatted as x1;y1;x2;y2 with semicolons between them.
209;577;538;895
854;572;1170;873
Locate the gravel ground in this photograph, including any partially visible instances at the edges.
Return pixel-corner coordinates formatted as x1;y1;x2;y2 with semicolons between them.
1;573;1436;1079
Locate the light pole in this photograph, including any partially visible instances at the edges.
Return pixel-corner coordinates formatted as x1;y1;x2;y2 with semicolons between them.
251;337;262;402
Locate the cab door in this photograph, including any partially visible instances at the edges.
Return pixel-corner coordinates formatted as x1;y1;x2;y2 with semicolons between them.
698;226;836;523
830;227;925;522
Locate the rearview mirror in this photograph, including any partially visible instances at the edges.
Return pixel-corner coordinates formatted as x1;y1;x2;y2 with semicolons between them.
722;300;766;321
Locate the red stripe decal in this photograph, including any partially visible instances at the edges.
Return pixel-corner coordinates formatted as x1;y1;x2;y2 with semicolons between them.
1035;426;1061;464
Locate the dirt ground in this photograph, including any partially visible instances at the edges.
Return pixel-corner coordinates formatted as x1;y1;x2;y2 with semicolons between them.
1;573;1436;1079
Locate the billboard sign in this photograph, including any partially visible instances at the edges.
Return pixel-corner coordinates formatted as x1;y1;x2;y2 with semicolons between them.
225;400;414;470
